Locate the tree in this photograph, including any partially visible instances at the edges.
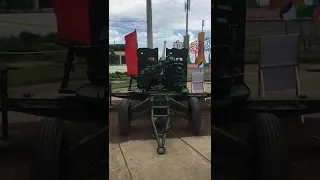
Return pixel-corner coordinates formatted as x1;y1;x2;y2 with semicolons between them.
109;44;125;52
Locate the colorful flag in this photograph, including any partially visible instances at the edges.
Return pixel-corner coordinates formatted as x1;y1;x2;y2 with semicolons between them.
269;0;287;9
124;30;138;76
279;0;297;20
198;62;204;68
312;7;320;23
315;0;320;6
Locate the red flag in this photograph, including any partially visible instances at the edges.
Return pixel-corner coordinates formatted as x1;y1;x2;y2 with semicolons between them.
53;0;90;44
124;30;138;76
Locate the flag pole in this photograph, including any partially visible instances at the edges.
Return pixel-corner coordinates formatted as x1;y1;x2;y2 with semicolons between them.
135;29;138;48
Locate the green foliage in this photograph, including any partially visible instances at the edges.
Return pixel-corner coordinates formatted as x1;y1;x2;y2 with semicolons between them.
0;31;62;52
109;44;124;52
109;71;128;78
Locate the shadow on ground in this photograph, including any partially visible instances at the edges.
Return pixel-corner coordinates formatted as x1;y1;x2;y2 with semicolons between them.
109;100;212;144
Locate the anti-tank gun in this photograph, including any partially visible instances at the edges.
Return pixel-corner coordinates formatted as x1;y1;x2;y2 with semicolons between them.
137;49;187;92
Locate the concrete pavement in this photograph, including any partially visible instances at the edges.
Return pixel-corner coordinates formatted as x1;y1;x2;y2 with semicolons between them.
109;79;211;180
109;136;211;180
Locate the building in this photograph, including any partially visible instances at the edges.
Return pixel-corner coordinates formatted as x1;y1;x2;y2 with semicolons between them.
110;51;125;65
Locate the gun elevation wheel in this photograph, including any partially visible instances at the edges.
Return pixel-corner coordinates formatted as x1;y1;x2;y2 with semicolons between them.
247;113;289;180
188;97;202;134
118;99;132;135
31;117;69;180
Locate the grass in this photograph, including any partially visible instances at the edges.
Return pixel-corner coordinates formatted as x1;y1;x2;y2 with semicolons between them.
1;33;318;88
7;62;212;90
7;63;132;89
7;63;87;87
110;81;137;90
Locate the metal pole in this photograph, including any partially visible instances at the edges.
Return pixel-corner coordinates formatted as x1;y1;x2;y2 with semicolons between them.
202;20;204;32
186;8;188;49
146;0;153;48
202;20;205;73
185;0;190;49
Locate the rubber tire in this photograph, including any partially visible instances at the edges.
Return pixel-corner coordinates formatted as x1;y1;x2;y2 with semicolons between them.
188;97;202;134
247;113;289;180
31;117;68;180
118;99;132;135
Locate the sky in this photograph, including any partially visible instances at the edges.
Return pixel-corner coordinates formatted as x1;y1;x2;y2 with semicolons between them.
109;0;211;63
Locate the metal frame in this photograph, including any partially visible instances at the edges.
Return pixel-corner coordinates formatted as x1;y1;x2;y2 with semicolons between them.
112;89;210;154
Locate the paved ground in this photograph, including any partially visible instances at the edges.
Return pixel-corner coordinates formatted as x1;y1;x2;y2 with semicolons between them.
109;136;211;180
108;98;211;180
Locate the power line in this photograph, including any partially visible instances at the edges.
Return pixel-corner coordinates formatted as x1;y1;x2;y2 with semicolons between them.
109;20;146;22
109;25;145;30
109;22;146;41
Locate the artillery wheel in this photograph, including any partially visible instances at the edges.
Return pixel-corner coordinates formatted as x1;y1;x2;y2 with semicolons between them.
188;97;202;134
118;99;132;135
247;113;289;180
157;146;166;155
31;117;69;180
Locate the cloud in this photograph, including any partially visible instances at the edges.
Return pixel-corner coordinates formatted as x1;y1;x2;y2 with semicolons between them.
109;0;211;57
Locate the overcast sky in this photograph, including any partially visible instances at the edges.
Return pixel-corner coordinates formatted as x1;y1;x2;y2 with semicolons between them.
109;0;211;62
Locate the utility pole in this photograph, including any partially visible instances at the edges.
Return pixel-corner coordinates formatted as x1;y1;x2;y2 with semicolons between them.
161;41;166;60
202;20;204;32
185;0;191;49
146;0;153;48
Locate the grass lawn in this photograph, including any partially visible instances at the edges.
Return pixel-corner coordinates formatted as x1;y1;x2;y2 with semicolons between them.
7;62;87;87
110;81;137;89
7;62;211;89
5;46;319;89
7;62;133;89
